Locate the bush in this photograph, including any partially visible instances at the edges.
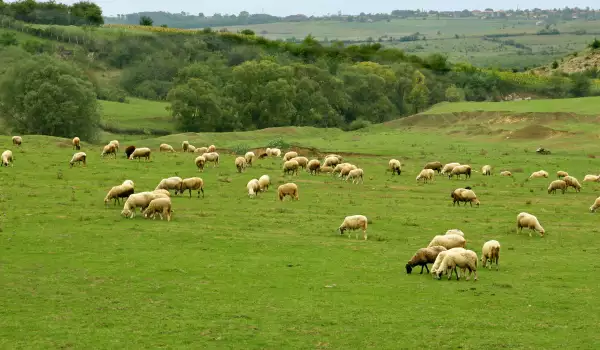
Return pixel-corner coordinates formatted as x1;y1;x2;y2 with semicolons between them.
590;39;600;50
348;119;372;131
266;138;290;150
551;61;559;69
230;144;250;155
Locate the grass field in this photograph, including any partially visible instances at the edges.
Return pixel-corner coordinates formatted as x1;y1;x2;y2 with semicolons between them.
3;111;600;347
99;98;173;133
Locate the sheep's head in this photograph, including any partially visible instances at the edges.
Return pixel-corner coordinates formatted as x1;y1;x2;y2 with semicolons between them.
339;226;346;235
405;264;413;274
473;198;480;206
590;205;597;213
121;209;131;218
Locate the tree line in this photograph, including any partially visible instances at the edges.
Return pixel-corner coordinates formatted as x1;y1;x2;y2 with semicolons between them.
0;0;103;26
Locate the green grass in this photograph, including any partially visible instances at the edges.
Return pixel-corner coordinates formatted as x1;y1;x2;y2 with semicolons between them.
99;98;173;133
3;115;600;347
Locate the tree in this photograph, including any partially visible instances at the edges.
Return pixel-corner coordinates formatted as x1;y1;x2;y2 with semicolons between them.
0;55;99;140
445;84;465;102
139;16;153;26
69;1;104;25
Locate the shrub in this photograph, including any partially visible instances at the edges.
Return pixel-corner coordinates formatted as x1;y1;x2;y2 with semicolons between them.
348;119;372;131
266;138;290;150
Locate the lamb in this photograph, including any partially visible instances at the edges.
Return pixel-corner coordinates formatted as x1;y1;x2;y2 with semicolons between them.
389;159;402;175
72;136;81;150
482;165;492;176
481;240;501;270
323;156;341;167
143;197;172;222
441;162;460;175
104;183;135;206
435;249;478;281
182;141;189;152
449;165;472;179
195;155;206;172
500;171;512;177
155;176;183;194
269;148;281;157
235;156;247;173
124;145;136;158
159;143;175;152
583;174;600;182
445;229;464;237
258;175;270;192
346;168;364;184
195;147;208;154
187;145;197;153
178;177;205;198
11;136;22;146
416;168;435;183
547;180;567;194
201;152;219;167
516;212;545;237
529;170;549;179
405;246;447;274
283;151;298;161
109;140;120;151
283;160;299;176
307;159;321;175
245;152;255;166
100;143;117;158
557;171;569;178
293;156;309;169
208;145;216;152
121;191;170;218
338;214;368;240
278;183;299;201
430;248;466;276
1;150;13;167
129;147;151;161
427;234;466;249
424;161;443;173
69;152;86;168
247;179;260;198
563;175;582;192
589;197;600;212
451;188;480;207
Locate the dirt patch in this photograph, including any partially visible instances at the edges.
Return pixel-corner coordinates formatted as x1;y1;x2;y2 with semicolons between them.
508;124;575;140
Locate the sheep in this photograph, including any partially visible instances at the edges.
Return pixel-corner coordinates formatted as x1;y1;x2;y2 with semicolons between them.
258;175;270;192
583;174;600;182
547;180;567;194
245;152;255;166
416;168;435;183
563;175;582;192
178;177;204;198
441;162;460;175
338;164;356;179
435;249;478;281
11;136;22;146
283;160;299;176
182;141;189;152
278;182;299;201
500;171;512;177
430;248;466;276
208;145;216;153
258;151;269;159
235;156;247;173
187;145;197;153
269;148;281;157
104;184;135;206
516;212;545;237
201;152;219;167
338;215;368;240
1;150;13;167
445;229;464;237
155;176;183;194
307;159;321;175
100;143;117;158
69;152;86;168
121;191;169;218
482;165;492;176
72;137;81;150
143;197;172;222
323;156;341;167
129;147;151;161
283;151;298;161
529;170;549;179
124;145;136;159
557;171;569;178
325;154;343;162
247;179;260;198
293;156;309;169
109;140;120;152
590;197;600;212
451;188;480;207
346;168;364;184
195;147;208;154
427;234;466;249
389;159;402;175
424;161;443;173
122;180;134;187
320;166;334;174
159;143;175;152
449;165;472;179
195;155;206;172
405;246;447;274
481;240;501;270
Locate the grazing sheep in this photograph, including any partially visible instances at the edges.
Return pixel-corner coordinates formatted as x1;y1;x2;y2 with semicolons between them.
155;177;183;194
293;156;309;169
563;175;582;192
405;246;447;274
338;215;368;240
269;148;281;157
109;140;119;151
589;196;600;212
338;164;357;179
283;151;298;161
201;152;219;167
441;162;460;175
69;152;86;168
583;174;600;182
195;146;208;154
445;229;464;237
500;171;512;177
517;212;545;237
182;141;189;152
187;145;197;153
320;166;334;174
208;145;216;153
258;175;270;192
11;136;22;146
427;234;466;249
179;177;204;198
235;156;247;173
451;188;480;207
195;155;206;172
557;171;569;178
1;150;13;167
416;168;435;183
325;154;343;162
122;180;135;187
481;240;501;270
346;168;364;184
323;156;341;168
424;161;443;173
72;137;81;150
124;145;136;159
547;180;567;194
129;147;151;161
389;159;402;175
430;248;466;276
143;197;173;222
121;191;170;218
247;179;260;198
482;165;492;176
307;159;321;175
283;160;299;176
435;249;478;281
529;170;549;179
245;152;255;166
101;143;117;158
449;165;472;179
278;182;299;201
104;183;135;206
258;151;269;159
159;143;175;152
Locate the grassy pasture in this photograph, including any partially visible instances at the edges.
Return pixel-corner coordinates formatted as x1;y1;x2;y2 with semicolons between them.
3;115;600;348
99;98;173;133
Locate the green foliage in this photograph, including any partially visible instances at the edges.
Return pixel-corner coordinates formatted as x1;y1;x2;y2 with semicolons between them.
230;143;250;155
139;16;153;26
2;0;103;26
0;32;17;46
551;60;559;69
590;38;600;50
348;118;371;130
0;54;100;140
570;73;591;97
240;29;255;36
265;137;290;149
444;84;466;102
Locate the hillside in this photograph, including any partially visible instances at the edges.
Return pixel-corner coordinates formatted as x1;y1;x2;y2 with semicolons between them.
533;47;600;75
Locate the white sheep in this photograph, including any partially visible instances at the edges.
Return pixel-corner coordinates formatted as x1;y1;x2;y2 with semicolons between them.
187;145;197;153
104;183;135;206
109;140;120;151
451;188;480;207
122;180;135;187
129;147;151;161
427;234;466;249
389;159;402;175
563;175;582;192
201;152;219;167
449;165;472;179
69;152;86;168
278;183;299;201
557;170;569;178
283;160;299;176
482;165;492;176
346;168;364;184
143;197;173;221
481;240;501;270
235;156;247;173
283;151;298;161
179;177;205;198
101;143;117;158
247;179;260;198
182;141;189;152
500;171;512;177
430;248;466;276
338;215;368;240
11;136;22;146
529;170;549;179
307;159;321;175
324;154;343;162
405;246;447;274
323;156;341;167
208;145;216;153
195;146;209;154
269;148;281;157
547;180;567;194
423;161;443;173
121;191;170;218
583;174;600;182
516;212;545;237
1;150;13;167
155;177;183;194
245;152;255;166
72;136;81;150
195;155;206;172
416;168;435;183
435;249;478;281
590;197;600;212
159;143;175;152
445;229;464;237
258;175;270;192
441;162;460;175
293;156;309;169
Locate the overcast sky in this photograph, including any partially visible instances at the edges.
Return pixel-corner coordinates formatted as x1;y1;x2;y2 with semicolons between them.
7;0;597;16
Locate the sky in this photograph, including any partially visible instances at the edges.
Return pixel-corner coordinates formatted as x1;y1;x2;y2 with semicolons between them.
7;0;598;17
